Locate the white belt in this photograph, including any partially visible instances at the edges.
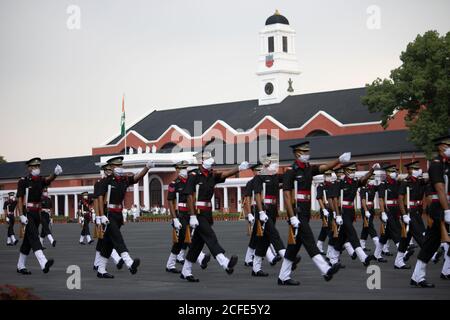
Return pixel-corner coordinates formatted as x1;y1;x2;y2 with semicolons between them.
295;194;311;200
264;199;277;204
107;204;123;209
196;201;212;207
366;201;374;205
178;203;187;208
41;209;51;213
342;201;354;206
430;194;450;200
408;201;421;206
26;203;41;209
386;200;398;205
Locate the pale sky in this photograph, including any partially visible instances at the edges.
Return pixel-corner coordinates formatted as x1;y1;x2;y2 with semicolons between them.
1;0;449;162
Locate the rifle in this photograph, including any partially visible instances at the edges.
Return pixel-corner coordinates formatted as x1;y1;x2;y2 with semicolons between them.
322;188;329;228
362;189;369;228
442;175;450;243
379;190;388;236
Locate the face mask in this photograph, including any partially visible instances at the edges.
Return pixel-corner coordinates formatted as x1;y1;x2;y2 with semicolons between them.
324;176;331;182
31;168;40;176
368;180;375;186
444;147;450;158
389;172;397;179
268;162;279;172
412;169;422;178
298;154;310;163
179;169;188;178
202;158;215;170
43;192;48;197
83;196;88;199
114;167;124;176
338;174;345;180
347;172;355;179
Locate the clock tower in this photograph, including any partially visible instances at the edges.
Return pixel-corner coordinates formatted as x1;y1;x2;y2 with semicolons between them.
257;10;300;105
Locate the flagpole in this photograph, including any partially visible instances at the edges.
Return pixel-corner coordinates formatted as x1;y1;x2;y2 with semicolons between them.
123;93;127;155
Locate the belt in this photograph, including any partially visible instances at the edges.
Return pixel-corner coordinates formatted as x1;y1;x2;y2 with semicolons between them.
366;201;374;206
26;202;41;210
178;203;189;212
341;201;354;206
107;204;123;213
408;201;422;207
41;209;51;213
196;201;212;210
264;198;277;205
430;194;450;202
296;191;311;202
386;200;398;206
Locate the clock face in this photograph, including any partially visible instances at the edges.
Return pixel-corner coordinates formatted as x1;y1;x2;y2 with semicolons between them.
265;82;274;95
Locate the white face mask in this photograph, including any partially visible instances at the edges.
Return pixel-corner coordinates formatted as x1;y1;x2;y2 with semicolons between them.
114;167;124;176
412;169;422;178
368;180;375;186
268;162;279;172
324;176;331;182
83;196;88;199
389;172;397;179
202;158;215;170
179;169;188;178
31;168;40;176
444;147;450;158
43;192;48;197
298;154;310;163
338;174;345;180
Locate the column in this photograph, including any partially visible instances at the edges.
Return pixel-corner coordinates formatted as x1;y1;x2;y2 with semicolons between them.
279;188;284;212
143;173;150;211
311;183;317;211
54;195;59;216
160;183;164;207
223;187;228;213
237;187;242;212
74;194;78;219
133;183;139;207
64;194;69;217
211;193;215;211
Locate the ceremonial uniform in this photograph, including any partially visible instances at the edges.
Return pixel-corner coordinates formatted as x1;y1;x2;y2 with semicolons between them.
78;193;93;245
243;176;258;266
359;183;379;250
40;192;55;247
315;175;337;254
4;193;18;246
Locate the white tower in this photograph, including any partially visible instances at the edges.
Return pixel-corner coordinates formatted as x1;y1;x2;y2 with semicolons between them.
257;10;300;105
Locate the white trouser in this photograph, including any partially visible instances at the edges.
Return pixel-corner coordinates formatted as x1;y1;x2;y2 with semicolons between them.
166;253;177;269
110;249;121;264
34;250;48;270
344;242;355;256
395;251;406;268
47;234;54;243
181;260;193;277
245;247;255;263
441;243;450;276
411;259;427;283
252;255;263;273
278;258;293;281
177;249;186;261
97;256;108;274
355;247;368;263
17;253;27;270
120;252;134;268
197;251;205;265
312;254;330;275
317;240;324;252
79;235;85;243
360;239;366;249
216;253;230;270
266;247;275;263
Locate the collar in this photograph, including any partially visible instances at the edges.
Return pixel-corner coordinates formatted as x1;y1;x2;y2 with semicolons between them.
179;176;187;183
386;176;395;184
408;175;417;182
294;159;307;169
345;176;354;184
29;175;40;181
200;167;210;177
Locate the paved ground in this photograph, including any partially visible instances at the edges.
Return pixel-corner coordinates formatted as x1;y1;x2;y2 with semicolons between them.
0;219;449;300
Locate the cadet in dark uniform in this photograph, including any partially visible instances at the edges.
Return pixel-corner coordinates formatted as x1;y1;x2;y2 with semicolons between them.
40;188;56;248
96;156;152;278
251;154;285;277
78;192;94;245
16;158;62;274
411;135;450;287
396;161;426;269
92;164;123;276
179;151;249;282
4;192;18;246
277;142;347;285
165;161;210;273
4;192;19;246
359;175;380;252
316;170;335;255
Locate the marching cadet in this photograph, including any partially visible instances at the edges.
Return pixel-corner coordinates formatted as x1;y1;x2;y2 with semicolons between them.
78;192;94;245
359;174;380;252
395;161;426;269
179;150;249;282
4;192;19;246
40;188;56;248
165;161;210;274
277;142;347;285
251;154;286;277
411;135;450;287
95;156;152;278
328;162;379;268
92;164;124;277
16;158;62;274
243;162;262;267
316;170;335;255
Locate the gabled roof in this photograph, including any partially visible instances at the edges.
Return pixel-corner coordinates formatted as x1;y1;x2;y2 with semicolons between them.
107;87;381;145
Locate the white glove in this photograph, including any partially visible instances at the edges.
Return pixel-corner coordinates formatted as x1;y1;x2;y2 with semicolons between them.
95;216;101;225
289;216;300;228
146;160;155;169
79;217;84;224
322;209;329;217
189;215;199;228
54;164;63;176
50;218;53;225
381;212;388;223
339;152;351;164
259;211;269;222
333;211;337;219
372;163;381;170
238;161;250;171
336;215;343;225
444;209;450;224
172;218;182;230
6;217;10;223
20;215;28;225
365;210;371;218
247;213;255;224
100;215;109;224
402;214;411;225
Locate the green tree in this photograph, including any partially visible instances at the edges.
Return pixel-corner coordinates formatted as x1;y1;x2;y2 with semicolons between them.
0;156;6;164
362;30;450;158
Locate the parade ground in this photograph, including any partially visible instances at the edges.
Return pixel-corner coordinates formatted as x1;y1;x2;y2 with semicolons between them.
0;220;449;300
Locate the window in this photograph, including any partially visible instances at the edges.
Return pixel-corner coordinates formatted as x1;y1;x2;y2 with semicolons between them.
282;36;288;52
305;130;330;137
149;178;162;207
159;142;177;153
268;36;274;53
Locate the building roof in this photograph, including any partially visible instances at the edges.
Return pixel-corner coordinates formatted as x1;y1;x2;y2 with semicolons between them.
265;11;290;25
107;87;381;145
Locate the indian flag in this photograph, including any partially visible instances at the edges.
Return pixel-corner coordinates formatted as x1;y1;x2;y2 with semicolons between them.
120;95;125;137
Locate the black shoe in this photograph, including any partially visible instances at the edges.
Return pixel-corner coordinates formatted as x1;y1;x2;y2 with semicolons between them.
410;279;435;288
325;257;330;262
52;240;56;247
395;264;411;270
351;252;357;260
79;242;85;245
270;254;282;266
14;239;19;245
382;251;393;256
252;270;269;277
338;263;346;269
244;261;253;267
278;278;300;286
324;263;340;282
116;258;124;270
291;256;302;271
377;257;388;263
42;246;47;250
166;268;181;274
6;243;12;246
363;248;371;253
43;259;54;274
17;268;32;275
404;249;415;262
363;255;375;267
433;250;443;264
180;274;199;282
225;255;238;275
93;265;98;271
408;244;418;250
129;258;140;275
319;251;326;255
88;240;94;245
440;273;450;280
200;253;211;270
176;259;185;265
97;272;114;279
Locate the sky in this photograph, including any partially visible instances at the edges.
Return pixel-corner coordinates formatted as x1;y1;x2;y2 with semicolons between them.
0;0;449;162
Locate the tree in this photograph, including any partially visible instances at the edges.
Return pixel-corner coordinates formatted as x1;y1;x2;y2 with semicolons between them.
0;156;6;164
362;30;450;158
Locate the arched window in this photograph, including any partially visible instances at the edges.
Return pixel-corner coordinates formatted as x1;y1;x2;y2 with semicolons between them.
305;130;330;137
159;142;177;153
257;134;278;158
149;178;162;207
